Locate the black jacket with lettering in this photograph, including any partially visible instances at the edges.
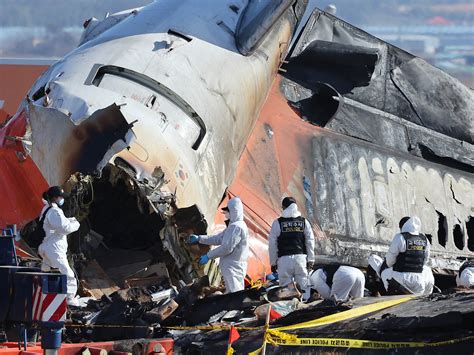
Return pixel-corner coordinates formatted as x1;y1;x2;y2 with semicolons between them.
393;233;428;273
277;216;307;257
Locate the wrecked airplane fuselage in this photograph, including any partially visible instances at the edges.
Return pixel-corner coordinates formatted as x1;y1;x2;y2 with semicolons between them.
9;0;307;282
1;2;472;289
231;8;474;272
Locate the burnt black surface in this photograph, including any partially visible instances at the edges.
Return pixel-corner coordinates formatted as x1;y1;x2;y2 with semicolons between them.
272;300;349;326
180;288;263;326
88;166;165;252
90;288;158;341
174;205;208;235
173;276;210;308
283;9;474;145
70;104;131;175
186;292;474;354
285;40;378;95
290;82;341;126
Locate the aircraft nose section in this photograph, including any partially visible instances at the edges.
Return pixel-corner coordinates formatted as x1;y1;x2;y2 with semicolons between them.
0;109;48;228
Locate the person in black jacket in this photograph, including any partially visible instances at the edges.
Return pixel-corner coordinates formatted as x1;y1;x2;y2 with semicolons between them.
268;197;315;290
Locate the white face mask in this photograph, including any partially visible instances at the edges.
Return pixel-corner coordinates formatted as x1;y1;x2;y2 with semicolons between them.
57;198;65;206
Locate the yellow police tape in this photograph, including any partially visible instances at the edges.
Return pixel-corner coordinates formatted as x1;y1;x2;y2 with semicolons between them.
273;296;413;331
265;330;474;349
66;324;260;331
248;297;415;354
66;296;474;351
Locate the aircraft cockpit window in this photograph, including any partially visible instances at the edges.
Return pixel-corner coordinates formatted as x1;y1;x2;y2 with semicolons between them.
91;65;206;150
236;0;294;56
32;85;47;101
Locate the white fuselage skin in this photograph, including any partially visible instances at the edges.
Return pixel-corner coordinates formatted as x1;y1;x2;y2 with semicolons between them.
24;0;294;225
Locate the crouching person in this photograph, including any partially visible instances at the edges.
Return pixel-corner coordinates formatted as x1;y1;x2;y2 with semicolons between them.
309;265;365;302
457;259;474;288
368;216;434;295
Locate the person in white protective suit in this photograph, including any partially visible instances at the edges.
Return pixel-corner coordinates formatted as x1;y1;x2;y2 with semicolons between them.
368;216;434;295
38;186;80;305
186;197;249;293
309;265;365;301
456;259;474;288
268;197;315;291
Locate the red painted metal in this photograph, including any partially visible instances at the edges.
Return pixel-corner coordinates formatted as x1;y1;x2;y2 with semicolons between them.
0;109;48;229
228;76;327;280
0;109;9;123
0;64;48;117
0;339;174;355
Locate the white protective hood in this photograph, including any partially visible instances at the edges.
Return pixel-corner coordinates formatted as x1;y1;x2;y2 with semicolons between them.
281;203;302;218
401;216;422;235
228;197;244;223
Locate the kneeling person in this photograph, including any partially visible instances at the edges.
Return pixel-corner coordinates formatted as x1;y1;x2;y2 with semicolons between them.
369;216;434;295
309;265;365;301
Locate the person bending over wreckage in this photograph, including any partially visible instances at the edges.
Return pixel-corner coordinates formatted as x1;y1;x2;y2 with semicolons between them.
187;197;249;293
308;265;365;302
268;197;315;299
457;259;474;288
368;216;434;295
38;186;81;306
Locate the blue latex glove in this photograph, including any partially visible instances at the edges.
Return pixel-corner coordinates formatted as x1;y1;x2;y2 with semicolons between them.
198;254;210;265
266;272;278;281
186;234;200;245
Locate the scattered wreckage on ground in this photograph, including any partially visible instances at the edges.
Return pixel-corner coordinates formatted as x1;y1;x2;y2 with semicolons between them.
0;0;474;353
56;274;474;353
4;237;474;353
0;0;473;285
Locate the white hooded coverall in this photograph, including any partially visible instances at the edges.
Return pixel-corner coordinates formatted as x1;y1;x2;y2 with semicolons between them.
309;266;365;302
199;197;249;293
368;216;434;295
456;265;474;288
38;202;80;301
268;203;315;288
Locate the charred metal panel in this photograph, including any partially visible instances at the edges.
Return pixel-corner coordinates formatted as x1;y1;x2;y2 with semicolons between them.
283;8;474;144
302;96;474;172
311;130;474;269
284;40;379;93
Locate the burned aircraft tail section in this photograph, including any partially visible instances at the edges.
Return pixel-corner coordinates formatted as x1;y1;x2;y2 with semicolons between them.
231;7;473;273
281;9;474;269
